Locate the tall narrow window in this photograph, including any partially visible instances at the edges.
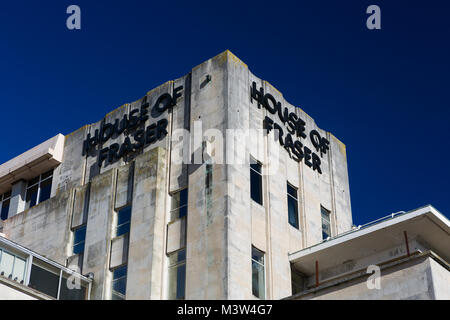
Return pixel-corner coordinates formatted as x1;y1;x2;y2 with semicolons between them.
73;225;87;255
250;158;263;205
25;170;53;210
111;264;127;300
321;206;331;240
116;206;131;237
251;246;265;299
0;191;11;221
168;248;186;300
287;183;299;229
170;189;188;222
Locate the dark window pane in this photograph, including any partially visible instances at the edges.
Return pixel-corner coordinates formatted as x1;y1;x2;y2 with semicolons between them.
74;226;86;245
179;189;188;207
73;225;86;255
28;177;39;187
73;242;85;255
250;168;263;205
28;264;60;298
3;191;11;199
112;276;127;295
250;162;261;174
41;170;53;180
59;275;87;300
113;265;127;280
112;265;127;298
287;184;297;199
251;247;264;264
288;197;299;229
118;206;131;225
1;199;10;220
26;185;39;209
178;206;187;219
117;223;130;237
176;264;186;299
168;262;186;300
39;177;52;203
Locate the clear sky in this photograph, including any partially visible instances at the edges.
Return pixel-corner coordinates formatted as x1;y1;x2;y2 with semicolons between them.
0;1;449;225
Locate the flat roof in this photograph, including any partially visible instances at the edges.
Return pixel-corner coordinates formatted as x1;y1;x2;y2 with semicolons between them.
0;134;64;194
289;205;450;275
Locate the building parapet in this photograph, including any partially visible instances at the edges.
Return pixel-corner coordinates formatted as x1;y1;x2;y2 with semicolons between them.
0;134;64;194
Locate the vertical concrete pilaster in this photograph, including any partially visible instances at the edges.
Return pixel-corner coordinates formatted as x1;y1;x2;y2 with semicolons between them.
9;180;27;217
126;147;167;299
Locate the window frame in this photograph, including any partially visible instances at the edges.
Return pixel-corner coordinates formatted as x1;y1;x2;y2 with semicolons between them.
167;248;186;300
0;191;11;221
250;157;263;206
111;264;128;300
251;246;266;299
115;205;132;238
169;188;188;222
72;224;87;255
321;206;331;240
287;182;299;229
25;170;53;210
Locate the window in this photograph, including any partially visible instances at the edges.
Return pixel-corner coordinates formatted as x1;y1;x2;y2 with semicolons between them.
251;246;265;299
116;206;131;237
170;189;188;222
73;225;86;255
321;206;331;240
59;271;88;300
27;259;89;300
0;191;11;221
250;158;263;205
0;249;26;283
287;183;299;229
28;261;60;298
25;170;53;210
167;248;186;300
111;265;127;300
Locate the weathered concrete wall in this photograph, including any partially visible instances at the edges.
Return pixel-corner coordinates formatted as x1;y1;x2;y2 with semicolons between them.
0;282;38;300
126;147;167;299
2;188;74;265
429;257;450;299
223;51;352;299
81;168;116;299
185;52;228;299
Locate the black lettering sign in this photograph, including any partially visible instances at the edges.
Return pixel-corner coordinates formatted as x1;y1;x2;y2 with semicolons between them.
84;88;182;167
253;82;323;174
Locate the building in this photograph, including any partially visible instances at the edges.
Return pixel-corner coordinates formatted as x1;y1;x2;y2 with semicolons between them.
0;50;448;300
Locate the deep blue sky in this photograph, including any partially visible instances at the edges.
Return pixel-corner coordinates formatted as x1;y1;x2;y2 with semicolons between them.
0;1;449;225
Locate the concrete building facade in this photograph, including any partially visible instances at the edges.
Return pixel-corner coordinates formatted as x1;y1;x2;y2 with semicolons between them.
0;51;447;300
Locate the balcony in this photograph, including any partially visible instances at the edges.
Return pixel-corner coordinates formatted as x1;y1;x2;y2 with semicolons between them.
0;234;92;300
